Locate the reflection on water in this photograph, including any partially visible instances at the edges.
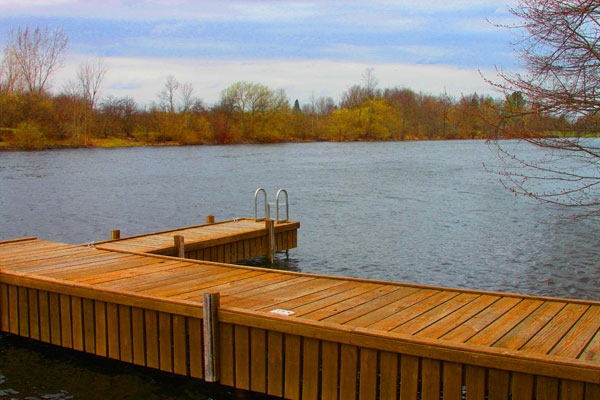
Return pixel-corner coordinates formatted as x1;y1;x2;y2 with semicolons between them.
237;253;301;272
0;334;277;400
1;141;599;398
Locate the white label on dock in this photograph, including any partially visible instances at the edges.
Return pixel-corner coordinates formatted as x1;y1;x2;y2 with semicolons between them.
270;309;295;316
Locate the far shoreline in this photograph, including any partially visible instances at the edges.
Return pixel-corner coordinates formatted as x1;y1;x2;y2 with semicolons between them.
0;136;474;152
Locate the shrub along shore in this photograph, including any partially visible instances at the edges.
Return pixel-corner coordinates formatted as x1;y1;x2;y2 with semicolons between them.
1;83;593;151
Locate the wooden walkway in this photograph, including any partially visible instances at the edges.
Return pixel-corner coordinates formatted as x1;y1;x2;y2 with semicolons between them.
0;222;599;399
99;217;299;262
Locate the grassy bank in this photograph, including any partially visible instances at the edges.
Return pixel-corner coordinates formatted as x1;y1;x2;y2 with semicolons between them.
0;137;168;151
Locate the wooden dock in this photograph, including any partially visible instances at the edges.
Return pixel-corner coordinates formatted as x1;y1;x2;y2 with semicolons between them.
99;217;299;263
0;218;599;400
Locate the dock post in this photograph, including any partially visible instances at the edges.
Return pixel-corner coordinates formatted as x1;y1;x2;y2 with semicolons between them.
203;292;220;382
266;219;275;264
111;230;120;240
206;215;215;224
174;235;185;258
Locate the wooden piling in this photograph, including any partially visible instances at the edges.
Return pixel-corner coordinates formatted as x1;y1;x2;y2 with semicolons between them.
111;230;120;240
203;292;220;382
206;215;215;224
266;219;275;264
174;235;185;258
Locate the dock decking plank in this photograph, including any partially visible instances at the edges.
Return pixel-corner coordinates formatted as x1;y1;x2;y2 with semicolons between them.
520;303;589;354
0;240;76;259
87;259;212;287
55;257;178;284
391;292;481;335
466;299;545;347
301;285;399;322
2;246;101;271
249;279;353;313
321;286;422;325
550;306;600;359
440;296;522;343
282;281;384;317
190;273;300;303
38;253;145;278
416;294;500;340
580;334;600;362
144;270;270;298
350;288;447;329
224;277;324;309
254;279;357;310
142;268;285;299
100;262;240;292
493;301;566;350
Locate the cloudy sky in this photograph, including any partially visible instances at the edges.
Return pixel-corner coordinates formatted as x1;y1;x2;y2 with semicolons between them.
0;0;519;106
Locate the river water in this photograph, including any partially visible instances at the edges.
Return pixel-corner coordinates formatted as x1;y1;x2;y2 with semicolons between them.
1;140;599;398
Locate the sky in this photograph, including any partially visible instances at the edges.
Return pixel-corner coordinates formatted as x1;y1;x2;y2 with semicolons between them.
0;0;519;107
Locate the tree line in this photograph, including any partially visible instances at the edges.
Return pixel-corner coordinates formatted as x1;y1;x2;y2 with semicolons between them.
0;26;594;150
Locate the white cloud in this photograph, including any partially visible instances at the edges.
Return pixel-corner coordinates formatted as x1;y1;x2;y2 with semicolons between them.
0;0;74;5
2;0;517;105
0;0;514;22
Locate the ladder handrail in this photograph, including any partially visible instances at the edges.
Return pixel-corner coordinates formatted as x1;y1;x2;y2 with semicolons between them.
254;188;289;222
254;188;268;221
275;189;289;222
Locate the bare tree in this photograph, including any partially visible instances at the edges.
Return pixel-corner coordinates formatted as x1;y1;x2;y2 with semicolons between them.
362;68;380;99
5;26;68;95
340;84;367;109
100;96;138;137
487;0;600;216
315;96;335;116
61;59;107;142
157;77;200;113
158;75;180;113
65;59;108;105
180;82;194;113
0;50;26;93
340;69;381;109
219;81;278;115
77;58;108;109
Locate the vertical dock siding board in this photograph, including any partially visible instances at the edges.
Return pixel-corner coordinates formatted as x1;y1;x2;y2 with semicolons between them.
1;221;600;400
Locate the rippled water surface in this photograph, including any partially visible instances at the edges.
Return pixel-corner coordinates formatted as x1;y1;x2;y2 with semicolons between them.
1;141;599;398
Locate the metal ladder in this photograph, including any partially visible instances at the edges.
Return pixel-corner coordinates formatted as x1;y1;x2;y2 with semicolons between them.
254;188;289;222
